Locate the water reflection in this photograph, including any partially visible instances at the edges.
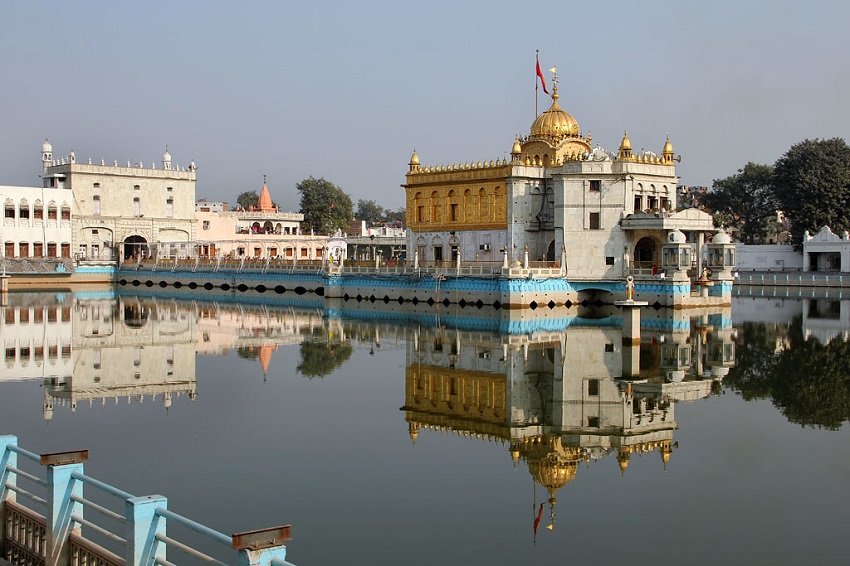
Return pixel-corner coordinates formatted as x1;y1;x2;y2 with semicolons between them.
728;297;850;430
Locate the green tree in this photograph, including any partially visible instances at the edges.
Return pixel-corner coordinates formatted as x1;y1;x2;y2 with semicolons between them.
384;206;407;224
774;138;850;247
236;191;259;210
356;199;386;223
701;162;777;244
297;177;354;234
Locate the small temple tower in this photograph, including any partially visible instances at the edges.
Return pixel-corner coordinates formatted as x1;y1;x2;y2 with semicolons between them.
162;146;172;170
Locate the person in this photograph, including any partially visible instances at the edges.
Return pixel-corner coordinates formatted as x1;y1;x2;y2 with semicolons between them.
651;264;658;276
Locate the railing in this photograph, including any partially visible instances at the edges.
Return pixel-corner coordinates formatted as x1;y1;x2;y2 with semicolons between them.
1;436;295;566
736;271;849;287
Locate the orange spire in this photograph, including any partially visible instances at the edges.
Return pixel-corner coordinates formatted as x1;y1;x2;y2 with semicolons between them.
257;174;274;212
258;344;277;376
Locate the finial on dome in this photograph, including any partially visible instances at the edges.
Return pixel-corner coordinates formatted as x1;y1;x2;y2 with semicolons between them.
662;134;675;164
408;148;420;172
618;131;634;161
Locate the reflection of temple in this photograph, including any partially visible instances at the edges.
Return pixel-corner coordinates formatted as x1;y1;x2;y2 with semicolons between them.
401;310;735;534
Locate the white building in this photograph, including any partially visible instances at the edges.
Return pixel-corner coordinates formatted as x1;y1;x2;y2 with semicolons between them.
1;179;73;260
41;141;197;261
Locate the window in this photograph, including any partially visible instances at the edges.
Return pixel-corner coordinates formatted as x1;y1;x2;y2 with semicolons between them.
589;180;601;192
202;220;210;230
33;205;43;220
301;248;308;257
434;246;443;261
19;204;29;219
5;242;14;257
48;206;57;220
93;195;101;215
60;207;70;220
134;185;141;191
634;196;642;212
606;256;615;265
587;416;600;428
93;183;100;188
589;212;600;230
61;243;70;258
417;206;424;223
4;204;14;219
34;243;43;257
19;242;29;257
604;343;615;353
47;243;57;257
133;197;140;217
166;197;173;218
450;203;458;221
167;187;173;192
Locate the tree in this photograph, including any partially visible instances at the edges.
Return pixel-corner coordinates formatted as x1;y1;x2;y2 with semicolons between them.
236;191;259;210
774;138;850;247
384;206;407;224
701;162;778;244
296;333;353;378
296;177;354;234
356;199;386;223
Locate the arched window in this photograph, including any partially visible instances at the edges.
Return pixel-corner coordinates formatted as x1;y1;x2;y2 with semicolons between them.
4;200;14;220
47;202;57;220
60;205;70;221
479;188;488;222
430;191;440;223
33;201;43;220
19;200;30;220
132;198;140;217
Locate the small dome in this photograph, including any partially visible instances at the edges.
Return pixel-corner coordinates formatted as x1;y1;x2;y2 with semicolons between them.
712;230;731;244
662;134;673;155
162;146;171;162
620;131;631;150
529;89;580;139
42;138;52;153
668;229;686;244
409;149;419;166
511;139;522;155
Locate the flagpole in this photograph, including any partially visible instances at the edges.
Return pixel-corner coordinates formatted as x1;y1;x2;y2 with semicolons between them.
535;49;539;118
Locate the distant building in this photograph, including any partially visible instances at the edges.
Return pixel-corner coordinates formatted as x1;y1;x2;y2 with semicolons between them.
42;142;197;261
195;199;228;213
195;177;327;260
346;220;406;262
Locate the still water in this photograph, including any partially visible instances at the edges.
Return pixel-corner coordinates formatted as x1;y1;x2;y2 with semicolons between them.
1;290;849;565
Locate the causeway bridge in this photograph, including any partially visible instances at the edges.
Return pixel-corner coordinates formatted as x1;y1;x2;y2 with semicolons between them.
1;436;296;566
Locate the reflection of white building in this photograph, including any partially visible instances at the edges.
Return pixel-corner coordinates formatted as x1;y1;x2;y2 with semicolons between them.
1;295;74;382
41;141;197;261
43;296;199;419
1;180;73;260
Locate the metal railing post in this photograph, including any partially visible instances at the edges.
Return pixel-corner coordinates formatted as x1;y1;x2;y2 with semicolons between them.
1;435;18;553
126;495;167;566
45;460;85;566
238;546;291;566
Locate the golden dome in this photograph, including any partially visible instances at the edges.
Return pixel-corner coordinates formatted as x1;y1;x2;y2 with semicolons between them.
529;89;580;139
662;134;673;155
511;139;522;155
409;148;420;166
620;131;632;150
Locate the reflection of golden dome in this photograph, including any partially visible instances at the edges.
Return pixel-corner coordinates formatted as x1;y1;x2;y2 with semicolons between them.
530;89;580;139
528;454;578;497
617;447;631;476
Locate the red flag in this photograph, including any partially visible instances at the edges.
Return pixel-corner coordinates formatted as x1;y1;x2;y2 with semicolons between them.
536;55;548;94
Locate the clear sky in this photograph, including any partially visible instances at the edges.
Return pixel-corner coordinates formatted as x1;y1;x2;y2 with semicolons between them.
2;0;848;213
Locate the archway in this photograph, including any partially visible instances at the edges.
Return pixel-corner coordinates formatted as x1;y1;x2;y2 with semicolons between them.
546;240;556;262
634;237;659;270
123;235;148;260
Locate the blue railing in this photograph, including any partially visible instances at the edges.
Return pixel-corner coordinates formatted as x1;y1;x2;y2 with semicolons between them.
1;435;296;566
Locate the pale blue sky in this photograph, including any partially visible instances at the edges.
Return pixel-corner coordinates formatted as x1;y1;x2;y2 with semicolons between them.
2;0;848;212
